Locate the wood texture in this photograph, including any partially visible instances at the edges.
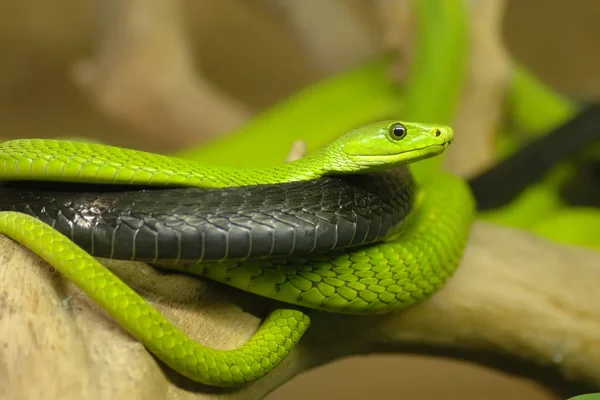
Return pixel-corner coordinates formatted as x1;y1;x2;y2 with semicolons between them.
1;222;599;399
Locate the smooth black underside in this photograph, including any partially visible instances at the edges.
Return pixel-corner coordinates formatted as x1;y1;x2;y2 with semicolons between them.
0;167;415;262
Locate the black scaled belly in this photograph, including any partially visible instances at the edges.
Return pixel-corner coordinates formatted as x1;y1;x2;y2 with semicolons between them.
0;166;415;263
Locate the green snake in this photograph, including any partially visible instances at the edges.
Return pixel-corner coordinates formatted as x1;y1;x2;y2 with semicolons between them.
0;119;475;386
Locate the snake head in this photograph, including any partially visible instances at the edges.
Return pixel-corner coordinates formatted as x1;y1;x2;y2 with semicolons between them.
322;120;454;173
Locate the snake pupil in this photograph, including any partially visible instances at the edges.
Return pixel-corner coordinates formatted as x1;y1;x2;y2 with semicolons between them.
390;123;407;140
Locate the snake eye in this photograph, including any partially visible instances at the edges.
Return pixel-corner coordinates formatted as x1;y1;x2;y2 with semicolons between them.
389;123;407;141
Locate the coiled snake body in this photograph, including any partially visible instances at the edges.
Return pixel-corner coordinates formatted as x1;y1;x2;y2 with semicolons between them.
0;120;475;386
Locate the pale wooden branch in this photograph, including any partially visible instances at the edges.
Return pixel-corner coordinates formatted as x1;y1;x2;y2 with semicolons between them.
373;0;416;82
1;221;599;400
71;0;250;153
445;0;512;177
258;0;380;74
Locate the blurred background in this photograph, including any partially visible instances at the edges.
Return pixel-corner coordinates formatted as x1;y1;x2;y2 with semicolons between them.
0;0;597;399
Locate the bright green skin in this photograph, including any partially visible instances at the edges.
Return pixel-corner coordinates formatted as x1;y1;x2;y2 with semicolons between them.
0;121;450;187
0;120;475;386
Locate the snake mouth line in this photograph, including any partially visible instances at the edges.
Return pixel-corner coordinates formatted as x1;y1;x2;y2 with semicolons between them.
350;144;448;165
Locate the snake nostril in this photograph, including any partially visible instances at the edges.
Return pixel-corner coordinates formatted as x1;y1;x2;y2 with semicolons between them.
434;129;441;137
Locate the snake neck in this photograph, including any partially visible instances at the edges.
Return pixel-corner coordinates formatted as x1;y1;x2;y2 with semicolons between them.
270;144;357;180
226;147;345;185
255;154;328;183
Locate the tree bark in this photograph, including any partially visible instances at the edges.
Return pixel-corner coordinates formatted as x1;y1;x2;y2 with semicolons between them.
1;222;599;399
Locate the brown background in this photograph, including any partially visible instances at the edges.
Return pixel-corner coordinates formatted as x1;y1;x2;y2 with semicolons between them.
0;1;598;399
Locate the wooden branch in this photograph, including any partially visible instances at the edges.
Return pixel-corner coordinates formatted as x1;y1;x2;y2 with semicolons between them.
1;221;599;399
71;0;250;153
444;0;512;177
374;0;416;83
370;222;600;397
259;0;379;74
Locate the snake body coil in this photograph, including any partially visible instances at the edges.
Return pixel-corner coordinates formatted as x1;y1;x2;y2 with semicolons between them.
0;167;415;263
0;120;476;386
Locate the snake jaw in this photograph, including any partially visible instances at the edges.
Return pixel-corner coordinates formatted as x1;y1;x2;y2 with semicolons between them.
347;144;447;168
